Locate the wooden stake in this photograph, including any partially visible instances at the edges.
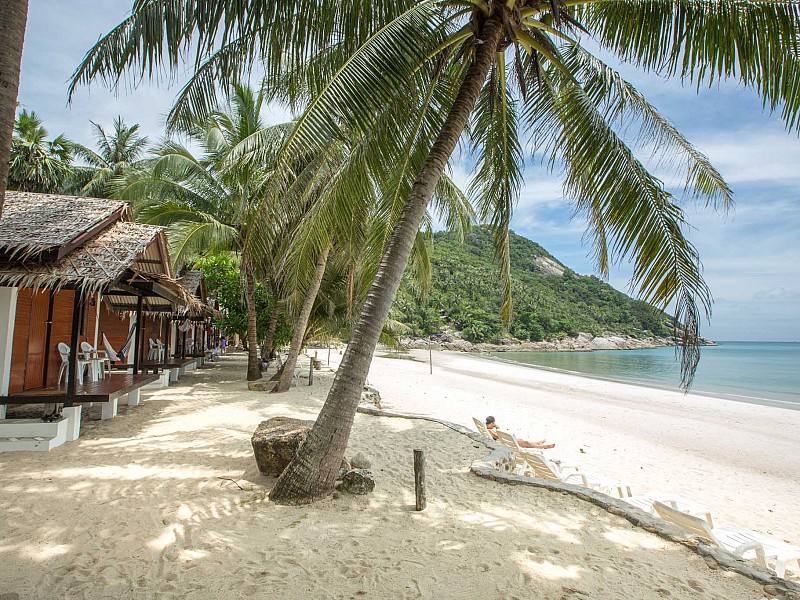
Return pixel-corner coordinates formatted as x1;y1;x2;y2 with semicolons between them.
308;356;314;385
414;449;426;511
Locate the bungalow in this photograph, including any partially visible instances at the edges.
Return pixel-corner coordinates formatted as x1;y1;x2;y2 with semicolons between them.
0;192;197;451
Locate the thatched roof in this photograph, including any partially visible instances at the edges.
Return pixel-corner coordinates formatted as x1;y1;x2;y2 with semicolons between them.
0;192;127;259
105;271;205;315
0;221;164;292
179;270;205;299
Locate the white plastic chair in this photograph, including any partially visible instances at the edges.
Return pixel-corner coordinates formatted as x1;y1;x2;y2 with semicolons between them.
57;343;92;385
155;339;165;362
654;501;800;578
80;341;110;381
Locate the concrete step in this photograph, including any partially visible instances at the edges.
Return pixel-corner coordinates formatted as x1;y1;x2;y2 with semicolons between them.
0;414;75;452
0;417;64;438
0;434;61;452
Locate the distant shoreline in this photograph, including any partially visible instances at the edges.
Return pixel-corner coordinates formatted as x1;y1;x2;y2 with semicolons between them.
477;350;800;412
399;332;716;354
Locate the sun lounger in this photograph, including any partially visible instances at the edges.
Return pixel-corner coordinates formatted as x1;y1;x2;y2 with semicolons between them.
653;501;800;578
623;493;714;527
514;448;633;498
472;417;493;440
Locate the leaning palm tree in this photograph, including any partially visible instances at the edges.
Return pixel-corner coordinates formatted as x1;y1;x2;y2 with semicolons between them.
123;84;287;380
0;0;28;217
73;0;800;504
8;109;73;193
70;116;149;197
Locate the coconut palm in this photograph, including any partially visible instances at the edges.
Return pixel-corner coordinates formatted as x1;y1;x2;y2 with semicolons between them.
123;84;286;381
0;0;28;217
73;0;800;504
70;116;149;197
8;109;74;193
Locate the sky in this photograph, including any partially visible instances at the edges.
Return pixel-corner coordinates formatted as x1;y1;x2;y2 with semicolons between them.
15;0;800;342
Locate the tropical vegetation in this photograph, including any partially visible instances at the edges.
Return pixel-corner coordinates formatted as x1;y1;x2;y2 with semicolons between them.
71;116;148;198
8;109;73;193
393;227;671;344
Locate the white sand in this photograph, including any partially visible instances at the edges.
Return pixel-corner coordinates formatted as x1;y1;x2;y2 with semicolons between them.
368;349;800;546
0;350;788;598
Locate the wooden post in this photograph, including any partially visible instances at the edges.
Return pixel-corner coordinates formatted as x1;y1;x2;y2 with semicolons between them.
133;296;143;375
414;449;426;511
163;316;171;368
308;356;314;386
66;290;86;407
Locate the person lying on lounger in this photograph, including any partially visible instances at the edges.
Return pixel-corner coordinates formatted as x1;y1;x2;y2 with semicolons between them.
485;416;555;449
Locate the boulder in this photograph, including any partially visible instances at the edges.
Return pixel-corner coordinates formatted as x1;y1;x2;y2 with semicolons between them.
248;379;277;392
361;386;382;409
251;417;315;475
350;452;372;469
338;469;375;495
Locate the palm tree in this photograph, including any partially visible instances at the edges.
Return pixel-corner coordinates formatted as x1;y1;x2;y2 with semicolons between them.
0;0;28;217
123;84;284;381
8;109;73;193
73;0;800;504
70;116;148;197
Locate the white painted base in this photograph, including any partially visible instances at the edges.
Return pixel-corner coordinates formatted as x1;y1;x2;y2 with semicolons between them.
101;398;118;420
0;405;5;419
0;417;68;452
144;371;170;389
126;389;141;407
62;406;82;442
169;368;179;382
179;366;186;377
185;361;195;371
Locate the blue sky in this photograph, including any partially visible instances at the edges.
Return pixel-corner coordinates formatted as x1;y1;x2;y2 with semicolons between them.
16;1;800;341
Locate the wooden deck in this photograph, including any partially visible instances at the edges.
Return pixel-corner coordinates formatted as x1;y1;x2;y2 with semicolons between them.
0;373;159;404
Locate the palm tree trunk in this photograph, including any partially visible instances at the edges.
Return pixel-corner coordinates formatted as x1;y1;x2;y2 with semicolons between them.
0;0;28;217
274;244;331;393
269;14;506;504
244;261;261;381
261;303;280;359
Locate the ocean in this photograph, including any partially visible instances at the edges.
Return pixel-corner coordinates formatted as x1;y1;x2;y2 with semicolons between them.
490;341;800;409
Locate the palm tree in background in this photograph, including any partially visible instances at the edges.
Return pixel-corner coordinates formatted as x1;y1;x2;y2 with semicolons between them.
73;0;800;504
123;84;284;381
8;109;73;193
70;116;149;197
0;0;28;218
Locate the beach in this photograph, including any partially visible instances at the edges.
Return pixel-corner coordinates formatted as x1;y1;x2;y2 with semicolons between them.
0;350;795;599
371;349;800;546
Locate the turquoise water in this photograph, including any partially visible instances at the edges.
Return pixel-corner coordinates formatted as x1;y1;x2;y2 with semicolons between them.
491;342;800;409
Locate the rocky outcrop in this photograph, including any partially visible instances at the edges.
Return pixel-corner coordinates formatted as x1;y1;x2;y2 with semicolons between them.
337;469;375;495
251;417;315;475
248;379;277;392
397;332;715;354
360;386;382;409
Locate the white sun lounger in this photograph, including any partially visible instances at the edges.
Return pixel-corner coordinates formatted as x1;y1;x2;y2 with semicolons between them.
471;417;493;440
623;493;714;527
514;448;633;499
653;501;800;578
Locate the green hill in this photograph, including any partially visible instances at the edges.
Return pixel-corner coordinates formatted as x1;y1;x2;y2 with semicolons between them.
391;227;671;344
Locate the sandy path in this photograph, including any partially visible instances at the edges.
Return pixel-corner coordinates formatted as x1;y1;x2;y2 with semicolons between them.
0;352;778;598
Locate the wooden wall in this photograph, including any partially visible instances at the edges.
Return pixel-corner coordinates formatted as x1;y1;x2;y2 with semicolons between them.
9;289;78;393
